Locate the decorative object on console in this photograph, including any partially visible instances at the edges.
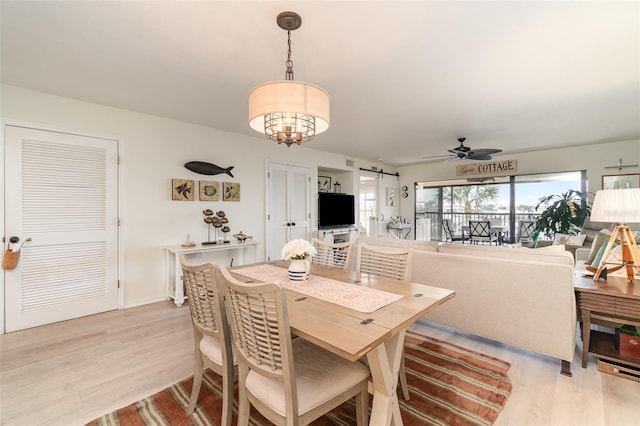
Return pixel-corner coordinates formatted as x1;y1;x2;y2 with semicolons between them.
222;182;240;201
198;180;220;201
184;161;234;177
533;189;590;240
318;175;331;192
248;11;330;146
602;173;640;190
589;188;640;283
232;231;253;243
202;210;231;245
172;179;194;201
333;181;341;193
618;325;640;361
281;239;316;281
181;233;196;248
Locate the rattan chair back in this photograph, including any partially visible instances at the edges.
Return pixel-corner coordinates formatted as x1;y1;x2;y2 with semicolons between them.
356;243;413;281
311;238;353;270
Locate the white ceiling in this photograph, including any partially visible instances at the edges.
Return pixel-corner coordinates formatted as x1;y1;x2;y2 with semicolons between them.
2;1;638;166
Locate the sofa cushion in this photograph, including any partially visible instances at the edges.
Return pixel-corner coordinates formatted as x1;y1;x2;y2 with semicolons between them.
438;242;574;267
580;218;616;245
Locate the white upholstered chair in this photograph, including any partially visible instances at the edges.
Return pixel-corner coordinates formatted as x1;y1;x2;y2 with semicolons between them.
311;238;353;270
355;243;414;400
180;257;236;425
217;266;370;426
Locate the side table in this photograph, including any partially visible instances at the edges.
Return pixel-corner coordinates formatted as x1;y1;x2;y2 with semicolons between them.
574;273;640;369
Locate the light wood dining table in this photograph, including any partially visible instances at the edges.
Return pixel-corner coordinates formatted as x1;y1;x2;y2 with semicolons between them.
230;260;455;426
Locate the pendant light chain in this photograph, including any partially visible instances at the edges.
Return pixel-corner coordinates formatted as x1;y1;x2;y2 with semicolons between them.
285;30;294;81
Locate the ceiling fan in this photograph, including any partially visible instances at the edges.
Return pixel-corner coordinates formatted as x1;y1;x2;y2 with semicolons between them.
424;137;502;162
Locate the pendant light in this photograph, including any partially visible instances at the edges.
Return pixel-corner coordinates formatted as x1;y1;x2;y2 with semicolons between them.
248;12;330;146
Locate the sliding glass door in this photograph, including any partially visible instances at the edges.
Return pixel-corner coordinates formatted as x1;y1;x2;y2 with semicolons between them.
416;171;585;242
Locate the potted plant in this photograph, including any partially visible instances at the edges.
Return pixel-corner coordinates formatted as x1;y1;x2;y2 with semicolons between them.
533;189;591;241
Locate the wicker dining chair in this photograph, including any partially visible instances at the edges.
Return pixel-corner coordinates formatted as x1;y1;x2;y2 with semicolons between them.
355;242;414;400
180;256;236;425
217;266;370;426
311;238;353;270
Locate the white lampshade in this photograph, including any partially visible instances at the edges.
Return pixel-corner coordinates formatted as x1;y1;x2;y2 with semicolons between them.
248;80;330;146
590;188;640;223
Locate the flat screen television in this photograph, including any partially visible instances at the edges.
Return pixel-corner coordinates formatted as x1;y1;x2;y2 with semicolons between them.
318;193;355;228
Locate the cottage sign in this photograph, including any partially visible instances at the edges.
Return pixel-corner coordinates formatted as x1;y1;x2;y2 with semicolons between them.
456;160;517;177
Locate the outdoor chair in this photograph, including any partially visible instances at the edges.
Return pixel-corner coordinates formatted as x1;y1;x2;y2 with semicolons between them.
468;220;499;245
355;243;414;400
311;238;353;270
180;257;236;425
217;266;370;426
518;221;537;245
442;218;469;243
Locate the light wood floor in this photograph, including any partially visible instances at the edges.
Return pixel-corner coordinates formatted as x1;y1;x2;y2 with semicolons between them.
1;301;639;426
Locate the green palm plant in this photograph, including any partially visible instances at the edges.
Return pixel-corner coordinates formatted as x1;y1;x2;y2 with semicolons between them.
533;189;591;240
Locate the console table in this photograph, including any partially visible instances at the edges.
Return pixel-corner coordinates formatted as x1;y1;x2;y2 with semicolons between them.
164;241;259;306
574;273;640;370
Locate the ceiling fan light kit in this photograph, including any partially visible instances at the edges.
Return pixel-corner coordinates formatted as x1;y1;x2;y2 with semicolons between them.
248;11;330;147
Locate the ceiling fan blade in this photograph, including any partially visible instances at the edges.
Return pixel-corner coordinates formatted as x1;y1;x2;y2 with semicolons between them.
422;154;454;159
468;148;502;155
445;156;461;163
467;153;492;160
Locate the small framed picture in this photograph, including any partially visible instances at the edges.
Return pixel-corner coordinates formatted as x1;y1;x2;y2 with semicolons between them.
172;179;194;201
199;181;220;201
602;173;640;190
223;182;240;201
318;176;331;192
386;187;397;206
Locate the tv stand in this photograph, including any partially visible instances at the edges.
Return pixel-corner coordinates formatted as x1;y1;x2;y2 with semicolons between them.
315;227;358;244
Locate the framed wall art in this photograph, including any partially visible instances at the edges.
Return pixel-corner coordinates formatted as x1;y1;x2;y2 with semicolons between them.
386;187;397;206
602;173;640;190
223;182;240;201
172;179;194;201
199;180;220;201
318;176;332;192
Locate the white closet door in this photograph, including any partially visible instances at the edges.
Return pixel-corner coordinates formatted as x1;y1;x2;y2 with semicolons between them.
4;125;119;332
267;162;310;261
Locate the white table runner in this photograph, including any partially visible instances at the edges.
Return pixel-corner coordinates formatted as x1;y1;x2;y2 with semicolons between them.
233;264;403;313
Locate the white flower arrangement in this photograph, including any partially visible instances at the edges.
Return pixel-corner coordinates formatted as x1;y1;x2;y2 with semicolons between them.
281;239;317;260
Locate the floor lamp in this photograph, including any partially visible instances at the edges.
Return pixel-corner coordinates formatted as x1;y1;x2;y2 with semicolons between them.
590;188;640;283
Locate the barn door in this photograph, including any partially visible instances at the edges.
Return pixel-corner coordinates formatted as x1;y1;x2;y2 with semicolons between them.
4;125;119;332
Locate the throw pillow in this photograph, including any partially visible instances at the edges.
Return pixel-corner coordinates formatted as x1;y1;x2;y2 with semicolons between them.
591;241;618;269
586;229;613;265
553;233;587;246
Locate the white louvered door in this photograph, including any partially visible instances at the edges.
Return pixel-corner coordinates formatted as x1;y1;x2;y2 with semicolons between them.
4;125;119;332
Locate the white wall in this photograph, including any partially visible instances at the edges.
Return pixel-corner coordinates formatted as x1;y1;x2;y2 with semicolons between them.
1;84;392;310
397;139;640;236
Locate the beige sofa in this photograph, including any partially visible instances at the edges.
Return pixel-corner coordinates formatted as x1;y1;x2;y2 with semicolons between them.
354;236;577;376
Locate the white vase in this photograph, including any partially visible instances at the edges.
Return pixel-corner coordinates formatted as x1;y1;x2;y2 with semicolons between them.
288;259;310;281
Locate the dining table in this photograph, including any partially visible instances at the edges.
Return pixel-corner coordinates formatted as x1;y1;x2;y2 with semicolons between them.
230;260;456;426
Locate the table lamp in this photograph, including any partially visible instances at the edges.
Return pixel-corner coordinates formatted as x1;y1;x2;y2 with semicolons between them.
589;188;640;283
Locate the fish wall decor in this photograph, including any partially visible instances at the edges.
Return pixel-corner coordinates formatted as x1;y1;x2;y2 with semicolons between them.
185;161;234;177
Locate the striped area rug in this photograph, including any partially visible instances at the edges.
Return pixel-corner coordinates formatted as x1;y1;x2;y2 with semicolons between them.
87;331;511;426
